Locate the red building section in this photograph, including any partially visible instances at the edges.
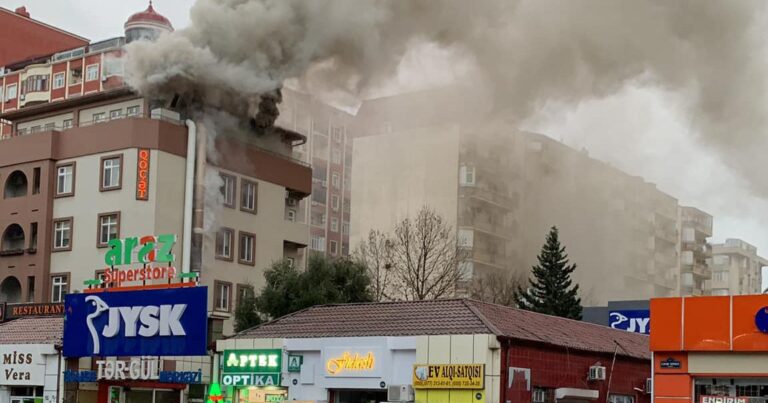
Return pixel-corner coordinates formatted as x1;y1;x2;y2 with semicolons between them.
0;6;88;67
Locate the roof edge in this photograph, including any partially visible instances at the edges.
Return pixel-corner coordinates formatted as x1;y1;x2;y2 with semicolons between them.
0;7;89;43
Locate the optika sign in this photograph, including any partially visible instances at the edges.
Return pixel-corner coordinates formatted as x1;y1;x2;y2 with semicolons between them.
701;396;748;403
63;287;207;357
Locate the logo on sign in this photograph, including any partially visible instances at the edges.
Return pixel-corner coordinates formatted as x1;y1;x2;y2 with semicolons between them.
755;306;768;333
221;349;282;387
609;310;650;334
63;287;207;357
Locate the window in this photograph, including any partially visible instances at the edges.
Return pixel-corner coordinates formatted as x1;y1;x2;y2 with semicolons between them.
331;149;342;164
51;275;68;303
532;388;552;403
30;126;41;133
85;64;99;81
126;105;140;117
53;218;72;251
342;222;350;234
109;109;122;120
332;173;340;189
238;232;255;265
459;165;476;186
44;123;55;131
311;236;326;252
63;119;73;129
97;212;120;247
311;212;326;227
285;257;295;267
92;112;106;123
56;163;75;196
0;86;3;102
609;395;634;403
240;179;257;213
332;126;343;142
237;284;254;302
215;228;234;260
713;271;729;282
214;281;231;312
32;167;40;194
329;240;338;255
220;174;236;208
23;75;48;93
69;67;82;84
100;155;122;190
5;84;17;101
331;217;339;233
331;195;340;211
286;209;296;222
53;72;65;89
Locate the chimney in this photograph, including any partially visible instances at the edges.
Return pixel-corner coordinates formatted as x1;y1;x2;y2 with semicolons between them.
15;6;30;18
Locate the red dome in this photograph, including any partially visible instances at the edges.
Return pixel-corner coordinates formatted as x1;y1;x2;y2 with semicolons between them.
124;2;173;31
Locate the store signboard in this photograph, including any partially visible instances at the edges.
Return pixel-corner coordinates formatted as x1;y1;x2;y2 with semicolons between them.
222;349;282;386
62;287;208;357
0;345;49;386
287;354;303;372
700;396;748;403
322;347;383;378
609;310;650;334
136;148;150;201
412;364;485;389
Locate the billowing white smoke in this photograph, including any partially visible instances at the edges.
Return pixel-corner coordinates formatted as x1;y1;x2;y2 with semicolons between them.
124;0;768;194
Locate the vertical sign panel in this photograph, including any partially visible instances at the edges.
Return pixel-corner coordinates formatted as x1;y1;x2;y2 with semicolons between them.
136;148;150;200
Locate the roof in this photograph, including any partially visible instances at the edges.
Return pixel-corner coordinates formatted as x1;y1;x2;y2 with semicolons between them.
233;299;650;360
125;2;173;30
0;316;63;346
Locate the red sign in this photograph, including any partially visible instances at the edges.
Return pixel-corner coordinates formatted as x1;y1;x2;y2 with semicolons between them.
136;148;150;200
701;396;748;403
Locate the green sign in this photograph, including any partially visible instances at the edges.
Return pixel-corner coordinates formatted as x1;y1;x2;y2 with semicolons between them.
266;395;285;402
287;354;303;373
222;349;282;387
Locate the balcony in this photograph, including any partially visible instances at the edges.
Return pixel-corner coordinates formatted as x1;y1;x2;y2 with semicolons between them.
459;186;518;209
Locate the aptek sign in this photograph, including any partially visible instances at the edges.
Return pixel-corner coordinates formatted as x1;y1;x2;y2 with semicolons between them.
221;349;282;386
0;345;48;386
63;287;208;357
609;310;650;334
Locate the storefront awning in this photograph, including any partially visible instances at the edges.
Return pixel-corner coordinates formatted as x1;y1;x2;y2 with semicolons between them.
555;388;599;402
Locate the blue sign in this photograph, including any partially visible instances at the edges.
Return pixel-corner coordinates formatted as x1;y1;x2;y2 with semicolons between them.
755;306;768;333
609;310;650;334
63;287;208;357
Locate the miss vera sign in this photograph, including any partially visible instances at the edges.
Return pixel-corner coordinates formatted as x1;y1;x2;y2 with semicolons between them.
0;345;51;386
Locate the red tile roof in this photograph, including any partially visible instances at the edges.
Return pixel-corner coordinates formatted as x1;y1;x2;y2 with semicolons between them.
234;299;649;360
0;316;63;346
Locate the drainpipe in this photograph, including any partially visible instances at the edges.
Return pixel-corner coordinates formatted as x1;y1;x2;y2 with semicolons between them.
55;345;62;403
182;120;196;274
192;121;207;273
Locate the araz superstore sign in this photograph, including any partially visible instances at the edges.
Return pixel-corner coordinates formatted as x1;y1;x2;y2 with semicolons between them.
222;349;282;386
63;287;208;357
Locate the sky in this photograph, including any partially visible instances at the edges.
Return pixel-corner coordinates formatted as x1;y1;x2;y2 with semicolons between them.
4;0;767;286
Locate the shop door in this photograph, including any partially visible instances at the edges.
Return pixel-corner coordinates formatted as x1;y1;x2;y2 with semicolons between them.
123;388;180;403
333;390;388;403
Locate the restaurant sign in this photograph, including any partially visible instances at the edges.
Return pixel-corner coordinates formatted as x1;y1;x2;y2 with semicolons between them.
413;364;485;390
222;349;282;386
2;303;63;321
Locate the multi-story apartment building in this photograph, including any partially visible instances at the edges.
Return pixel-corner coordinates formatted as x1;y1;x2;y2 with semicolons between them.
277;88;353;257
0;3;311;339
677;206;713;296
351;88;684;304
710;238;768;295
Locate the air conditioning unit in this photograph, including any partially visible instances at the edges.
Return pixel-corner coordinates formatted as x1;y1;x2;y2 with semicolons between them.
645;378;652;394
588;365;606;381
533;388;547;403
387;385;414;402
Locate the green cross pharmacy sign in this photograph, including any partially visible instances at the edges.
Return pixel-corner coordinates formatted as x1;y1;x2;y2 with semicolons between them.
287;354;303;373
222;349;282;386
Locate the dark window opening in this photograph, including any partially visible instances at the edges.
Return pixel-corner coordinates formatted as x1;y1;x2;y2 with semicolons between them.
1;224;25;255
26;276;35;302
4;170;28;198
32;167;40;194
29;222;37;252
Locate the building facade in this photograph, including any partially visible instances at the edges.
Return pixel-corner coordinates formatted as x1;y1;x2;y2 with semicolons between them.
677;206;713;296
710;238;768;295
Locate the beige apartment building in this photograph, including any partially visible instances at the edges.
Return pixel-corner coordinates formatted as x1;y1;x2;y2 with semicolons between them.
677;206;713;296
710;238;768;295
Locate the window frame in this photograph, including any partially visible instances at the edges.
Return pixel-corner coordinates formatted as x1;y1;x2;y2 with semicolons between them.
52;217;73;252
55;162;76;198
215;227;235;261
214;280;232;312
5;84;17;101
240;179;258;214
99;154;123;191
62;119;73;129
331;149;342;164
52;72;66;89
329;240;338;256
109;109;123;120
331;173;340;189
126;105;140;117
50;273;70;303
236;284;254;306
220;173;236;208
238;231;256;266
85;64;100;82
96;211;121;248
331;195;340;211
331;217;339;233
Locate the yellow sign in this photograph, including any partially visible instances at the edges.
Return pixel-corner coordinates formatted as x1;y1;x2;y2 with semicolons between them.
326;352;375;375
412;364;485;389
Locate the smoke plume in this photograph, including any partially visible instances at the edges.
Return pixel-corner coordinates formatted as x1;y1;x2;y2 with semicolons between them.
124;0;768;193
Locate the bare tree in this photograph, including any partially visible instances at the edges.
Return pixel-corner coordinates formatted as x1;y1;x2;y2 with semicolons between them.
354;230;395;302
468;271;525;306
389;206;467;301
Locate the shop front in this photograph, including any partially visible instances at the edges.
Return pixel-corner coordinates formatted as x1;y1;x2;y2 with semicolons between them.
651;295;768;403
0;342;61;403
220;348;287;403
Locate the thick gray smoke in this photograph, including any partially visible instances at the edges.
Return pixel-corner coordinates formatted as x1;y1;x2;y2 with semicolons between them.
124;0;768;193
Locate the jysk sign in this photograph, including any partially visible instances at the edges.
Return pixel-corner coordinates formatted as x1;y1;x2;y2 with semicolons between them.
222;349;282;386
609;310;650;334
63;287;207;357
413;364;485;390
